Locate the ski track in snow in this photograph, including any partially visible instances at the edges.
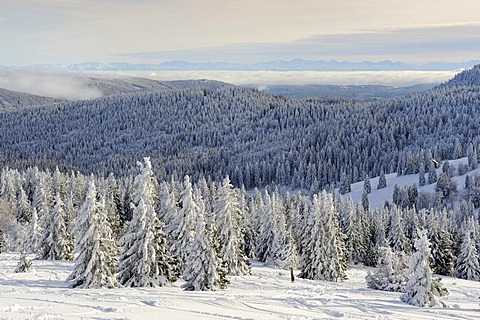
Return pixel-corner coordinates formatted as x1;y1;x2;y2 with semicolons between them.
1;253;480;319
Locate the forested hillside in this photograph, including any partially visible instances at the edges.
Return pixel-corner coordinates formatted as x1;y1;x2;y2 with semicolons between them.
0;88;60;109
1;67;480;191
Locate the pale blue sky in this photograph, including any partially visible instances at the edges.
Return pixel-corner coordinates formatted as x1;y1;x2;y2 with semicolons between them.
1;0;480;66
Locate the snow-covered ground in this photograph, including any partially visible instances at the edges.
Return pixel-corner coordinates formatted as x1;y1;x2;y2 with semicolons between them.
1;253;479;319
342;157;480;210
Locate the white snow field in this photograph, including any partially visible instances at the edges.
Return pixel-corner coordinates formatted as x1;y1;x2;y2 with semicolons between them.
1;253;479;320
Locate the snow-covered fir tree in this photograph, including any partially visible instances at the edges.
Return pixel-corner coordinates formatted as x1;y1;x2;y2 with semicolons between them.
456;217;480;281
377;171;387;189
167;175;196;271
117;158;179;287
256;189;275;262
300;191;347;282
182;192;228;291
401;230;448;307
68;180;120;288
26;208;42;254
388;206;409;254
38;192;73;260
213;176;250;275
16;186;31;224
366;246;407;292
363;175;371;194
428;211;455;276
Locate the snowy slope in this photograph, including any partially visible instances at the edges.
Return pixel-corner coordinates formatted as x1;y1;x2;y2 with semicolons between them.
1;253;479;319
341;157;480;210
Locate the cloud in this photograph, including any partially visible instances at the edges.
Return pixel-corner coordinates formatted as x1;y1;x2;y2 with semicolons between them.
0;69;103;100
121;24;480;64
122;70;460;87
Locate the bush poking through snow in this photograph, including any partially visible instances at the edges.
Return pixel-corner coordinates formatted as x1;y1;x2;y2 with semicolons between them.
14;251;33;273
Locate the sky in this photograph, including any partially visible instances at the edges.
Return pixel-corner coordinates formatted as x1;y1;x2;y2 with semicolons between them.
1;0;480;66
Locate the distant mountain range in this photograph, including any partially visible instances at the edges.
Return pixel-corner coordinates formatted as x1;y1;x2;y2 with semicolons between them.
21;60;480;72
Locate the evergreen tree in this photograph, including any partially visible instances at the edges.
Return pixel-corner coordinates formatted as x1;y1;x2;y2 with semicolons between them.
26;208;42;254
388;206;409;254
428;163;437;185
256;190;276;262
456;217;480;281
38;192;73;260
214;176;250;275
377;171;387;189
401;230;448;307
363;175;371;194
300;191;347;282
366;246;407;292
117;158;178;287
339;173;351;195
16;186;31;224
467;143;478;170
167;175;196;270
68;180;120;288
361;189;369;211
429;211;455;276
418;163;426;187
182;194;228;291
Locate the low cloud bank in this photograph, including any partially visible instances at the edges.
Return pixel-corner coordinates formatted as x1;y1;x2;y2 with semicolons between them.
0;69;103;100
128;70;459;87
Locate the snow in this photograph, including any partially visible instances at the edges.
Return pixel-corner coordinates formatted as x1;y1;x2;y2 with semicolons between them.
342;157;480;210
1;253;480;319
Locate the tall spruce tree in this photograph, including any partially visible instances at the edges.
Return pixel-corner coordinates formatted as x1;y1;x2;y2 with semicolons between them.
182;193;228;291
68;180;120;288
377;171;387;189
214;176;250;275
456;217;480;281
300;191;347;282
117;158;178;287
38;192;73;260
167;175;196;271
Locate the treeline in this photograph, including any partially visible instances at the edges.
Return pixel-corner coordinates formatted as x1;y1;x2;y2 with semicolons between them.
1;160;479;294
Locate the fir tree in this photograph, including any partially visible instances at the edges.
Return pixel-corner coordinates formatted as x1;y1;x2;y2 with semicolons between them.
363;175;371;194
361;189;369;211
256;190;276;262
366;246;407;292
68;180;120;289
388;206;409;254
38;192;73;260
182;194;228;291
456;217;480;281
401;230;448;307
167;175;196;271
214;176;250;275
418;163;426;187
339;173;351;195
26;208;42;254
377;171;387;189
117;158;178;287
16;186;31;224
300;191;347;282
428;163;437;185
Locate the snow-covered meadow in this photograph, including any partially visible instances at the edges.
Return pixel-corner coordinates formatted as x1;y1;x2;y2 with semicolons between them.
1;253;479;320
